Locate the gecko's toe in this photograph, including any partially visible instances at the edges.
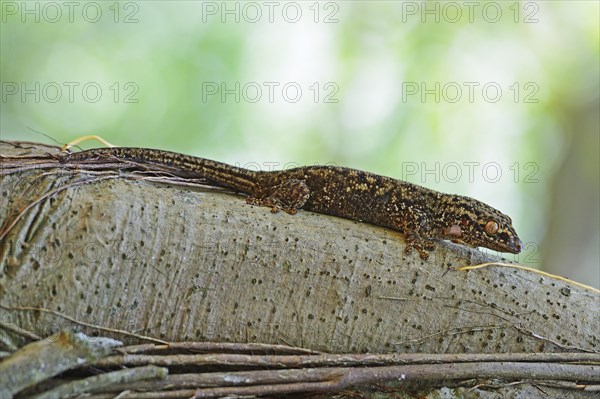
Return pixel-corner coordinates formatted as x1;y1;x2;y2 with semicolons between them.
405;241;430;260
424;241;436;251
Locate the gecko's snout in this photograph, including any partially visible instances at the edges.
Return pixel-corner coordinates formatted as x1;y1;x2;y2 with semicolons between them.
508;236;523;254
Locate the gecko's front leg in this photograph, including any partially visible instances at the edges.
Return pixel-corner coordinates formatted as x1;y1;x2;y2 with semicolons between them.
246;179;310;215
398;208;436;260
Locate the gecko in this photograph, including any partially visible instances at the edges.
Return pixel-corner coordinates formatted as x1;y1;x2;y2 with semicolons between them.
61;147;523;260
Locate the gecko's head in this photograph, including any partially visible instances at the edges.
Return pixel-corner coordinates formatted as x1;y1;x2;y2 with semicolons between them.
441;196;523;254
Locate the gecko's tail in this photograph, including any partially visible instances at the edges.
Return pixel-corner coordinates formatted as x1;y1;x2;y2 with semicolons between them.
63;147;258;195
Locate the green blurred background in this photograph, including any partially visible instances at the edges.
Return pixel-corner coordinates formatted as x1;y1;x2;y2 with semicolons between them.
1;1;598;287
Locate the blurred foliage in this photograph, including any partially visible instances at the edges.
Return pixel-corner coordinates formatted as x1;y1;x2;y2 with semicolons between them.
1;1;598;284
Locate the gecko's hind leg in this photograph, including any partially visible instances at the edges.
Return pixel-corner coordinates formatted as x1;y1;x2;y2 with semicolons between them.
404;233;433;260
246;179;310;215
399;209;435;260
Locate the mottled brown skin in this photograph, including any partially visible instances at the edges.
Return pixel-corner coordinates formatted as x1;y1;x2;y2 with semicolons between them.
64;147;523;259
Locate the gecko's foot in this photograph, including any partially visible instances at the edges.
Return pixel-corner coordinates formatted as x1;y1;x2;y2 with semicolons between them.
246;196;277;210
280;207;298;215
424;241;436;251
246;179;309;216
404;246;430;260
246;197;300;215
404;247;430;260
405;236;434;260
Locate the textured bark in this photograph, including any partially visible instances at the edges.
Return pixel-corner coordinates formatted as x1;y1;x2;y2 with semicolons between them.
1;141;599;398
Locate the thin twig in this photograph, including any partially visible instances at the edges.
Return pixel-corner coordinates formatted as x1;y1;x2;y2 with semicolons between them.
117;341;321;355
30;365;167;399
0;319;42;341
456;262;600;294
512;324;600;354
92;350;600;369
0;304;168;345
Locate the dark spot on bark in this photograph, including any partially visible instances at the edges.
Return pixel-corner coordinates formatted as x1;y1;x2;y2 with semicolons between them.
560;287;571;296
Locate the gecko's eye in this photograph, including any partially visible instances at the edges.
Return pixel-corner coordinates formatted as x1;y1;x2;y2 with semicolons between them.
485;220;499;234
